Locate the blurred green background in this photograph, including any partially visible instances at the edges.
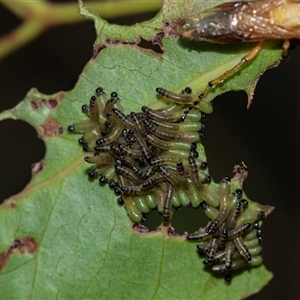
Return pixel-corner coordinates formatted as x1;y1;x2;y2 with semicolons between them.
0;1;299;299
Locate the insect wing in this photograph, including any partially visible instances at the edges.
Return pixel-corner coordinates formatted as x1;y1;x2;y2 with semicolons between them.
179;3;239;43
180;0;300;42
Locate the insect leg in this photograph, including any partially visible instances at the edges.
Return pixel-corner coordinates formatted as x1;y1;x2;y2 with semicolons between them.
198;40;265;101
282;39;290;57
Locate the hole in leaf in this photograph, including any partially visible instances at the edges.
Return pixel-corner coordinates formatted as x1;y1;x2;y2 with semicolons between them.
0;120;45;204
171;206;208;235
141;209;163;231
137;37;163;54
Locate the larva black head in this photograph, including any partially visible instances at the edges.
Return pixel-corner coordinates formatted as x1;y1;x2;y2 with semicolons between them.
88;170;97;178
185;87;192;94
200;161;208;170
225;261;232;270
253;221;259;230
78;137;86;145
222;176;231;183
199;131;205;138
201;175;211;184
122;128;127;137
240;199;248;208
109;180;118;189
81;104;89;113
99;176;108;184
95;138;102;146
200;201;208;210
114;187;121;195
182;87;192;94
82;144;90;152
201;112;207;120
203;259;211;265
256;227;263;236
176;160;183;167
95;87;104;95
117;197;124;205
190;142;197;151
111;91;118;98
258;211;265;220
192;150;199;158
225;273;232;284
234;189;243;199
68;125;75;132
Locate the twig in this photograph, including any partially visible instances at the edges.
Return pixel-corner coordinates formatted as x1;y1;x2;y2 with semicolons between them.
0;0;161;60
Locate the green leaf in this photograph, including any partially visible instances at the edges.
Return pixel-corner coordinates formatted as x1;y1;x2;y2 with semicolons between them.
0;0;277;298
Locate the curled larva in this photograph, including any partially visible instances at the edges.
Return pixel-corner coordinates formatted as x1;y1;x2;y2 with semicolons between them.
205;177;231;234
156;87;213;114
143;117;201;143
187;174;268;282
144;132;192;151
96;122;124;146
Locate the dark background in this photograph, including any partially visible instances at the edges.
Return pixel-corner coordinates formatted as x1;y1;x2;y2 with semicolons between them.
0;1;299;299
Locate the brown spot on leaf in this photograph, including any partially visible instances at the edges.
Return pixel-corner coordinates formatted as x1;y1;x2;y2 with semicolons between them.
48;99;58;108
167;226;178;237
153;32;164;48
163;20;180;38
0;252;10;272
46;92;65;109
14;237;37;254
30;92;64;110
93;45;107;58
0;237;37;272
132;223;149;233
41;118;63;137
31;101;39;110
31;161;44;175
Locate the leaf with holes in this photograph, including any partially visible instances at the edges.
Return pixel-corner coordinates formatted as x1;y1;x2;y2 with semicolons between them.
0;0;277;298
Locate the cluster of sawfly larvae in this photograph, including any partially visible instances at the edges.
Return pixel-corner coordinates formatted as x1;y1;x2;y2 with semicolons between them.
187;177;264;282
68;86;212;223
68;86;265;281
